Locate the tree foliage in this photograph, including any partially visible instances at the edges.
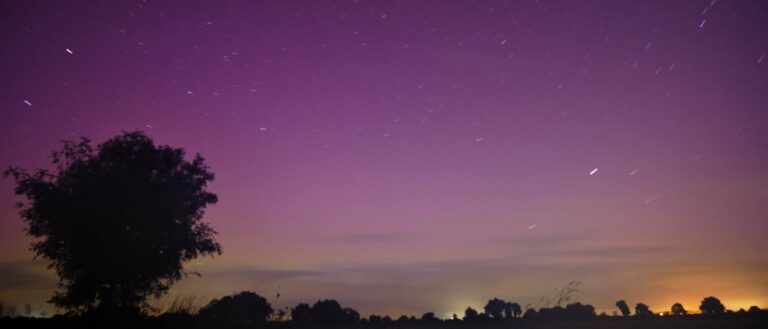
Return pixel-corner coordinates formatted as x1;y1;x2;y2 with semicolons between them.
671;303;687;315
699;296;726;315
4;131;221;313
509;302;522;318
198;292;273;326
615;300;630;317
635;303;653;317
484;298;507;319
290;300;359;325
463;307;479;321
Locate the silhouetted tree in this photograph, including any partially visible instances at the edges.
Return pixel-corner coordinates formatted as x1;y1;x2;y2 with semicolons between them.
484;298;507;319
748;306;762;313
565;302;596;317
344;308;361;322
291;303;312;323
671;303;687;315
421;312;439;322
699;296;725;315
509;302;522;318
291;300;359;325
275;309;287;321
463;307;479;321
368;314;383;324
4;132;221;314
396;315;411;323
198;292;273;326
421;312;438;322
635;303;653;317
615;300;631;317
312;300;357;325
537;306;567;319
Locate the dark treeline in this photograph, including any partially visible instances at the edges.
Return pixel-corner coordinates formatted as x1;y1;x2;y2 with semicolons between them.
2;292;768;329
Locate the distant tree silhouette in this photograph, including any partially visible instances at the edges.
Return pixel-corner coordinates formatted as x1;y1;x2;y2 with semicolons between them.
463;307;479;321
748;306;761;313
275;309;287;321
509;302;522;318
615;300;631;317
368;314;383;324
291;303;312;323
290;300;359;325
396;315;411;323
537;306;566;319
565;302;596;317
699;296;725;315
635;303;653;316
4;132;221;314
344;308;361;323
198;292;272;326
670;303;687;315
421;312;439;322
484;298;507;319
313;300;357;325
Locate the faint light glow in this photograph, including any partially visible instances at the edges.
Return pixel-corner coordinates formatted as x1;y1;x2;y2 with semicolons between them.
23;100;32;106
65;48;73;54
644;194;661;204
589;168;598;175
528;224;537;230
629;168;639;176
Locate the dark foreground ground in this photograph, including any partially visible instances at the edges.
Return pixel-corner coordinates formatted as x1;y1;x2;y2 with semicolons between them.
2;314;767;329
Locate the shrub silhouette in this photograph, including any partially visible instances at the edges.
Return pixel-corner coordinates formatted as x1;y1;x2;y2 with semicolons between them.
615;300;631;317
368;314;383;324
509;302;522;318
484;298;507;319
635;303;653;317
421;312;439;322
463;307;479;321
671;303;687;315
699;296;726;315
290;300;359;325
290;303;312;323
564;302;596;317
198;292;272;326
4;131;221;314
537;306;566;319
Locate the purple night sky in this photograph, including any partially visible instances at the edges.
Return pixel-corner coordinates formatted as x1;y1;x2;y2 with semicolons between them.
1;0;767;317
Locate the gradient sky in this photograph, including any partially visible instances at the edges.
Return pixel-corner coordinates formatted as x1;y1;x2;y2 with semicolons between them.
1;0;767;318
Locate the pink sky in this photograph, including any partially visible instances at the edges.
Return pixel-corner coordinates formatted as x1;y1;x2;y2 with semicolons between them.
1;0;767;317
